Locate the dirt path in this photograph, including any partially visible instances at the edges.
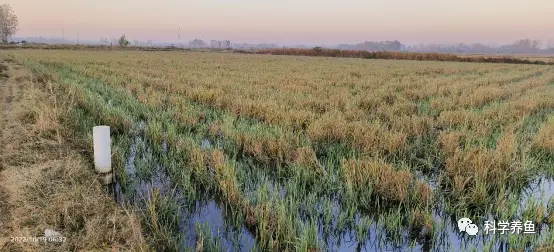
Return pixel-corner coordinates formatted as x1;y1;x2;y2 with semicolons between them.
0;61;51;251
0;60;146;252
0;61;11;250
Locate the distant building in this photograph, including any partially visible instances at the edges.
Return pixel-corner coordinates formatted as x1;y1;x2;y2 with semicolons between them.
222;40;231;48
209;40;231;49
256;43;279;49
210;40;222;48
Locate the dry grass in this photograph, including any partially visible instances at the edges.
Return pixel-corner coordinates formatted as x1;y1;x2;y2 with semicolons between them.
10;50;554;207
292;147;326;177
533;116;554;152
465;54;554;63
0;61;147;251
342;158;415;202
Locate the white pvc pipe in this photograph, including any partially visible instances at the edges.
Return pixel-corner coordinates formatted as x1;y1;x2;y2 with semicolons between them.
93;126;112;173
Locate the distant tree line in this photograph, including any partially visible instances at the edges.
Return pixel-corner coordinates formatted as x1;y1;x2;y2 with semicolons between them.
337;41;403;51
406;39;553;54
333;39;554;54
255;48;553;65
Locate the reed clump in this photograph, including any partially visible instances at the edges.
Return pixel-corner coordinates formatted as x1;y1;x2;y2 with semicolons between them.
342;158;417;203
533;116;554;153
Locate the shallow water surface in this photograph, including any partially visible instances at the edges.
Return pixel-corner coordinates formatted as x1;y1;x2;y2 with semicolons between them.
112;124;554;251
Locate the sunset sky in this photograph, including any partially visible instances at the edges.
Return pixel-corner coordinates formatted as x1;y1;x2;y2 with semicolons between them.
5;0;553;45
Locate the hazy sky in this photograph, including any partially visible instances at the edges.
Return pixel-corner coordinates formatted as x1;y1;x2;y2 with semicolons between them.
6;0;554;45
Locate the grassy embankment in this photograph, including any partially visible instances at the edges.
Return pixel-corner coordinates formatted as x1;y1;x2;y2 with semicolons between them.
0;55;147;251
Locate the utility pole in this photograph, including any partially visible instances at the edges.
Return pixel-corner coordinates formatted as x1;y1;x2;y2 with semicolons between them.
62;28;64;43
178;26;181;48
77;32;79;45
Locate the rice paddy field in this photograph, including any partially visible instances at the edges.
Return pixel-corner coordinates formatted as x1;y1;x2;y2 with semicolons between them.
5;50;554;251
